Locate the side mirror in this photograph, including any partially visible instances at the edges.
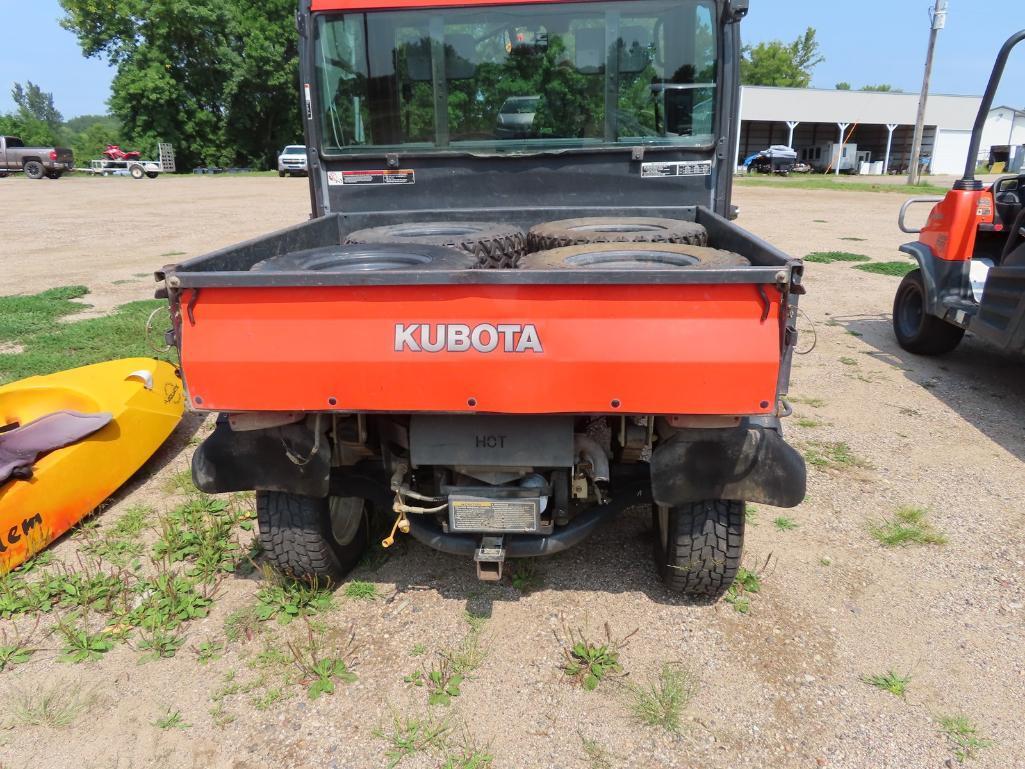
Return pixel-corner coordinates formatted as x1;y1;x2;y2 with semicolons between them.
726;0;749;21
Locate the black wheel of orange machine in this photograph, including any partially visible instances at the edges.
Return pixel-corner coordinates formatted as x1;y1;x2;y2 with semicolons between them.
345;222;527;268
250;243;478;272
528;217;708;251
518;242;749;270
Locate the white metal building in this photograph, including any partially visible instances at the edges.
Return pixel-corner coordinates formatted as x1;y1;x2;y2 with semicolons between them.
980;105;1025;170
736;86;984;175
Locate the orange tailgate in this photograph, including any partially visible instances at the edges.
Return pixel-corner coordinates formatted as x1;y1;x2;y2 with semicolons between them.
178;283;783;415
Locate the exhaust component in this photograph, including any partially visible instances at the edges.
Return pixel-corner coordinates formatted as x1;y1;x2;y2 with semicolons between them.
573;434;609;483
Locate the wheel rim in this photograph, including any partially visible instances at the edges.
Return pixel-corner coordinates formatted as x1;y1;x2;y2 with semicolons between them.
329;497;364;546
896;281;925;340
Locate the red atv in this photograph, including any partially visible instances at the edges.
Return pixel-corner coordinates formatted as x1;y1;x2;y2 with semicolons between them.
102;144;141;162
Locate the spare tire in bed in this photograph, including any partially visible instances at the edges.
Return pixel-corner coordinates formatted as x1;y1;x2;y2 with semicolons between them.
251;243;477;272
528;217;708;251
345;222;527;268
519;242;749;270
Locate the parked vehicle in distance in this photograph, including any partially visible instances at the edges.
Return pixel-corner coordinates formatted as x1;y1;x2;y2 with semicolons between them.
0;136;74;180
496;96;540;139
744;145;798;176
278;145;308;176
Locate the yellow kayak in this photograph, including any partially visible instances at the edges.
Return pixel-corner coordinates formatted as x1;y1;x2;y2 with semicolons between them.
0;358;184;573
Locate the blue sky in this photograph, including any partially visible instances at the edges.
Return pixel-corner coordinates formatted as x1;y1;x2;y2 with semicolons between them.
0;0;1022;118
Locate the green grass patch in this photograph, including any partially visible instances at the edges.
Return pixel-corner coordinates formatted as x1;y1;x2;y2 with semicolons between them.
796;418;823;428
725;567;761;614
804;251;871;264
938;715;992;763
870;506;947;547
737;176;950;196
343;580;379;601
773;516;798;531
0;285;167;383
628;663;697;733
861;670;910;697
854;261;916;277
803;441;869;470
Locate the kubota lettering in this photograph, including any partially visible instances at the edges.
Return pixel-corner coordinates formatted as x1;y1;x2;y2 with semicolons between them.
394;324;543;353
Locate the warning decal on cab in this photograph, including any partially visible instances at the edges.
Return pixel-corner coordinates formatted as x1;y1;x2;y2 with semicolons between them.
329;170;415;186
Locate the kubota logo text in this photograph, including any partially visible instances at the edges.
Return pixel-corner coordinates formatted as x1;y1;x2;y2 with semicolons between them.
394;323;543;353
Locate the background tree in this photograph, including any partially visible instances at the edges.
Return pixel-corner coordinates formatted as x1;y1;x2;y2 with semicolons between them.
58;0;301;170
835;81;852;90
861;84;899;92
12;82;64;130
741;27;824;88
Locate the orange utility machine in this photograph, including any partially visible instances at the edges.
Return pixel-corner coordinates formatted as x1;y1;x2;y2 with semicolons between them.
160;0;806;599
894;30;1025;356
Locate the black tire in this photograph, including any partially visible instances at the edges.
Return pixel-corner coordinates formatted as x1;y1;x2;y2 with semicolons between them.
256;491;369;582
146;172;159;179
279;170;287;177
23;161;45;180
653;500;744;599
528;217;708;251
520;242;749;270
893;268;965;355
129;164;145;180
47;171;63;180
346;222;527;269
251;243;477;272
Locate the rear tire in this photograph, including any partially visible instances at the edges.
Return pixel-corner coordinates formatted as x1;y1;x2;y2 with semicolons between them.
256;491;369;582
23;161;45;180
529;217;708;251
893;268;965;355
653;500;744;599
346;221;527;269
129;164;145;180
520;242;749;270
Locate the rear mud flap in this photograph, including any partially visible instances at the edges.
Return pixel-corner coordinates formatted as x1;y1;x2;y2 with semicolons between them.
192;416;330;496
650;425;806;508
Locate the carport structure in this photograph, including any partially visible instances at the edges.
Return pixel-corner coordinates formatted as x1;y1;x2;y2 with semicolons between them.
735;86;982;176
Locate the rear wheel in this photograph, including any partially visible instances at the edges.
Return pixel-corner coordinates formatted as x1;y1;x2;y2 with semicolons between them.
346;221;527;269
893;268;965;355
520;242;749;270
278;170;287;177
146;171;158;179
528;217;708;251
653;500;744;599
129;164;145;180
23;161;45;180
256;491;369;582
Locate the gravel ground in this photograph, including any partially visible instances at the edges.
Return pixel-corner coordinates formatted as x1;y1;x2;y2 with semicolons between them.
0;175;1022;769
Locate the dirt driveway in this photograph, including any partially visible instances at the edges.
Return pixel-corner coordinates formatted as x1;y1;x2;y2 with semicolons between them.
0;175;1022;769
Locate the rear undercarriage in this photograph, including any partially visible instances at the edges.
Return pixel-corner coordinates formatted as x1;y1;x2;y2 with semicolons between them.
193;411;805;597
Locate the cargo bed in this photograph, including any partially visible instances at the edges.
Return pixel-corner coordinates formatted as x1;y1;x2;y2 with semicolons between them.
161;206;803;417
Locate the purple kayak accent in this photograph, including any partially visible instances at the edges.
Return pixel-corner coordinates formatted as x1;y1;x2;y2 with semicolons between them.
0;411;113;484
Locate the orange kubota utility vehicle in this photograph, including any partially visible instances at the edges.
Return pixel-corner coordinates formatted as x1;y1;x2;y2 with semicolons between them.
159;0;806;599
894;30;1025;357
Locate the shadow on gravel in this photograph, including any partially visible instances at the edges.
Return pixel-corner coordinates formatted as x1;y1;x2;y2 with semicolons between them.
833;312;1025;462
343;505;723;612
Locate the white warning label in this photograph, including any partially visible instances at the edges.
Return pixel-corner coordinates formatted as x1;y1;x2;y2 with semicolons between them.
640;161;713;178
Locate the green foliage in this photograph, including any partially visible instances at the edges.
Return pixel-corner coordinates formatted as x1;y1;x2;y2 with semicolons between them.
0;285;167;384
59;0;302;169
377;711;453;769
287;622;359;700
7;684;95;728
343;580;379;600
804;441;868;470
870;507;947;547
510;561;542;593
406;661;464;707
861;84;899;92
129;573;213;630
629;664;697;732
561;622;630;691
836;81;852;90
736;176;951;196
725;567;761;614
854;261;916;277
0;640;34;671
153;495;244;579
12;82;63;129
861;670;910;697
194;640;225;664
804;251;871;264
57;620;116;663
773;516;798;531
741;27;823;87
254;576;333;625
305;658;358;699
937;715;992;763
154;708;191;730
137;628;185;662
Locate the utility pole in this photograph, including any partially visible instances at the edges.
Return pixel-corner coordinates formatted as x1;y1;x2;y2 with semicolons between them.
908;0;948;185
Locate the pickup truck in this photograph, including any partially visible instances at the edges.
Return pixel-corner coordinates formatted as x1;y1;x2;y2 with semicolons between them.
0;136;74;179
161;0;806;600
